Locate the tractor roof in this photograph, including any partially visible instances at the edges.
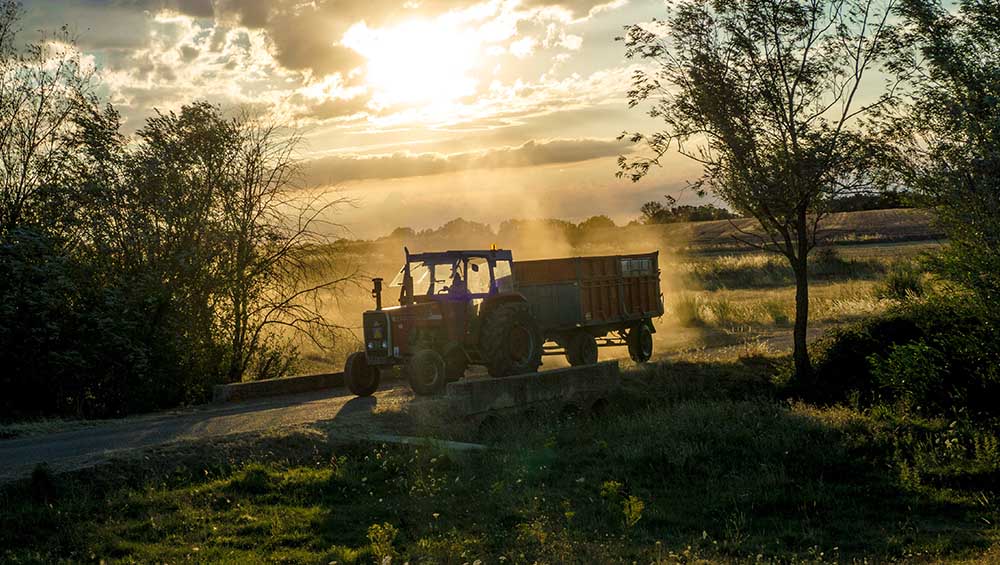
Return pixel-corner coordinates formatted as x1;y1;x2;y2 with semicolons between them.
406;249;513;262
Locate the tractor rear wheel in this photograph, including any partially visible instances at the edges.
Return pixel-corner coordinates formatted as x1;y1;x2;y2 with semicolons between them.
481;303;543;377
565;332;598;366
345;352;380;396
407;349;447;396
627;322;654;363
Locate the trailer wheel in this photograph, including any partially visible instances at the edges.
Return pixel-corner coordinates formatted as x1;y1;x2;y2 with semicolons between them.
481;303;543;377
407;349;447;396
566;332;598;366
345;352;380;396
627;322;654;363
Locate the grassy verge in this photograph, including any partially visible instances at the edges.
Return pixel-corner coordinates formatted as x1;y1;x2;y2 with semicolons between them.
3;356;998;564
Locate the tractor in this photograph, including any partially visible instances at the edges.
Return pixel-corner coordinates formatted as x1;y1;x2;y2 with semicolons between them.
344;248;543;396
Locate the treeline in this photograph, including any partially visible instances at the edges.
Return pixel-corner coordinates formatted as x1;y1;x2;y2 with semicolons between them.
638;192;909;226
379;215;618;247
639;196;739;224
0;5;345;419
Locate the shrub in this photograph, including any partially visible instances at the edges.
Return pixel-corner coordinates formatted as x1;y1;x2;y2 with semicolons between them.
763;299;790;326
875;262;925;300
868;340;948;413
794;297;1000;421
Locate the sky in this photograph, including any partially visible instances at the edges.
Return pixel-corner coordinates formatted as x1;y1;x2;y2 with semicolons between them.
23;0;705;238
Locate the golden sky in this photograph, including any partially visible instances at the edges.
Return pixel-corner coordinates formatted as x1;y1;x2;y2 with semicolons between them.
25;0;702;238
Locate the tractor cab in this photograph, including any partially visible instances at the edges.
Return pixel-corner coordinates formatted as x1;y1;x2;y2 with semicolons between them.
389;248;515;305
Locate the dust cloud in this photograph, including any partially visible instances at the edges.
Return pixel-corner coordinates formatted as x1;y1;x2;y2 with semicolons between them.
299;190;692;373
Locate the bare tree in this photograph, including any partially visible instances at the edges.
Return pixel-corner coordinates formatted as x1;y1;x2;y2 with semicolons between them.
219;112;357;381
618;0;898;378
0;0;94;233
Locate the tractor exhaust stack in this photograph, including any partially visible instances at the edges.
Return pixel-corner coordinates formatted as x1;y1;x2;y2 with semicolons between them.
372;277;383;310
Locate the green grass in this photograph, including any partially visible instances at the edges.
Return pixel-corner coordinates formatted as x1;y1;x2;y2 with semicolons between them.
3;358;998;564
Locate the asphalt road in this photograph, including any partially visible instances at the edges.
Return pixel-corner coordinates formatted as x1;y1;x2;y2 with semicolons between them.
0;353;591;483
0;385;415;482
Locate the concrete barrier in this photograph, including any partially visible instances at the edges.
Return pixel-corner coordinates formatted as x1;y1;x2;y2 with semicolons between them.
444;361;621;416
212;372;344;403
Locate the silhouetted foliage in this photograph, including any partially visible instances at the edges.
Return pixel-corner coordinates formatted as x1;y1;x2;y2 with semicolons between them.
888;0;1000;309
577;214;616;232
0;6;351;419
799;298;1000;422
826;191;911;212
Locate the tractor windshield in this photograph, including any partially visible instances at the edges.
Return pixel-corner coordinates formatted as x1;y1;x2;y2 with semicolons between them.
390;260;456;295
390;255;497;297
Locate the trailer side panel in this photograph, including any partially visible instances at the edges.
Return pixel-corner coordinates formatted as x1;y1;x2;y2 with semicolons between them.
513;252;663;333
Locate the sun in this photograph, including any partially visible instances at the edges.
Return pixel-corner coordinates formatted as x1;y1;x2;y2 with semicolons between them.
344;19;482;109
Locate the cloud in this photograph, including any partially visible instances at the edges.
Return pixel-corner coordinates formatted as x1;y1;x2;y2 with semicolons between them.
294;96;371;121
517;0;623;18
303;137;633;185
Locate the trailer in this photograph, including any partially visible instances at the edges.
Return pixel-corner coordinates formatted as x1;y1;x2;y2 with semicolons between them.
514;252;663;365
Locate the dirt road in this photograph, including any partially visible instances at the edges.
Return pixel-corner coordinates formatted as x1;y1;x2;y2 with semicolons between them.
0;385;416;482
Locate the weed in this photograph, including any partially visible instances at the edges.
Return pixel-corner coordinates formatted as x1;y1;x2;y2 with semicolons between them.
368;522;399;561
623;495;645;529
672;293;707;326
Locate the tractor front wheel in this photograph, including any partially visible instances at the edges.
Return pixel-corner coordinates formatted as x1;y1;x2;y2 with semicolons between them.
481;303;543;377
407;349;447;396
345;352;380;396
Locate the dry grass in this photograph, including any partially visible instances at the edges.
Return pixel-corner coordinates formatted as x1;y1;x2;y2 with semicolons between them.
666;281;886;330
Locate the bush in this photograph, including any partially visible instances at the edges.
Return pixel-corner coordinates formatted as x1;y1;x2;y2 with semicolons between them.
875;262;925;300
868;340;948;413
791;297;1000;421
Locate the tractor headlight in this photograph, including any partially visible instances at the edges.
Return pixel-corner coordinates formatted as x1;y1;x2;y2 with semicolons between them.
367;342;374;350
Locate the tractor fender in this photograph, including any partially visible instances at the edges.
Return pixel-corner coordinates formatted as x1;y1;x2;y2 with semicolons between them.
479;292;529;320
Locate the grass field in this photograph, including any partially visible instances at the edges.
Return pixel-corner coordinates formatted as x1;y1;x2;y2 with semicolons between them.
9;209;992;564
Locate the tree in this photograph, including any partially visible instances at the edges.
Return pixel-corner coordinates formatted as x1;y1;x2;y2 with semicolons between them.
219;110;355;382
578;215;617;232
0;0;95;234
618;0;897;378
640;200;668;224
640;194;739;224
890;0;1000;307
